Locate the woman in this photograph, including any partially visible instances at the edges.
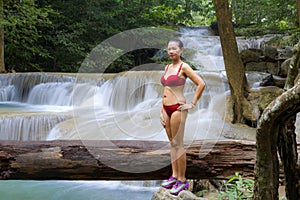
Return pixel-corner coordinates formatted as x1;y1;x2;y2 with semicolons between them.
160;38;206;195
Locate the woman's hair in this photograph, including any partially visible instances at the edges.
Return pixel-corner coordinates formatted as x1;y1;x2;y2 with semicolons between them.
168;38;184;48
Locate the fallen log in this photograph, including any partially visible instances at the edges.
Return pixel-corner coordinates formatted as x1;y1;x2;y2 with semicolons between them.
0;140;257;180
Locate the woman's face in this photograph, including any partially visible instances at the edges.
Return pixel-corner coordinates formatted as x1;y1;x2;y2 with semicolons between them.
167;41;183;60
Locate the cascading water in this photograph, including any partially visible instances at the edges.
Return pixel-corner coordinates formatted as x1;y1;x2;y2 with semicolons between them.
0;27;270;199
0;114;68;140
0;73;75;102
0;73;78;140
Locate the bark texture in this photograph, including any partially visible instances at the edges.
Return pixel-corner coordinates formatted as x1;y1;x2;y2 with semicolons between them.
297;0;300;28
213;0;248;123
284;41;300;90
0;140;257;180
254;84;300;200
278;113;299;200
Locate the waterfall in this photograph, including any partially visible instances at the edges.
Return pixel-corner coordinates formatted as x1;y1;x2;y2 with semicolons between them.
0;73;76;102
0;85;16;101
46;70;228;141
0;74;77;140
95;71;162;111
27;82;75;106
0;27;268;142
0;114;69;140
179;27;269;71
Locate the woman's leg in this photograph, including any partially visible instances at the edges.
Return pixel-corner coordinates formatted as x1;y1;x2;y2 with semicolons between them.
162;109;178;178
170;110;188;182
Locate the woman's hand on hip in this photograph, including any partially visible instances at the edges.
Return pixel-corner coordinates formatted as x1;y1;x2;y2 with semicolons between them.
178;103;195;111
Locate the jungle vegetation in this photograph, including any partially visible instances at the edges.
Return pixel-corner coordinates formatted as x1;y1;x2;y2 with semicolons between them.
0;0;299;72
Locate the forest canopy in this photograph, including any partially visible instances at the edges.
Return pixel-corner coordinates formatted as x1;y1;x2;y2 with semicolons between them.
2;0;299;72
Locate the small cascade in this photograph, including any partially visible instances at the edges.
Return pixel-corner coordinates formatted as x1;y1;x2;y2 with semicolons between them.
107;71;161;111
0;73;76;102
73;70;227;112
27;82;75;106
0;114;69;140
178;26;215;36
0;85;16;101
75;71;163;111
178;27;271;71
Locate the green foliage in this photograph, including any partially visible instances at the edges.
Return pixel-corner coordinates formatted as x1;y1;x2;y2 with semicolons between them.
217;172;254;200
3;0;202;72
80;44;134;73
231;0;297;31
3;0;56;71
231;0;299;37
190;0;216;25
196;189;208;197
2;0;300;72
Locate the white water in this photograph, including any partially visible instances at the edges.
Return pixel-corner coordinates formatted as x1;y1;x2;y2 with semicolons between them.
0;27;271;199
43;70;229;142
0;114;68;140
0;180;159;200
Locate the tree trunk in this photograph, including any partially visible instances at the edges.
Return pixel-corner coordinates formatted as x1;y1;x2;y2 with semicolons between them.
284;41;300;90
297;0;300;27
0;139;257;180
254;84;300;200
213;0;248;123
0;0;5;73
278;113;299;200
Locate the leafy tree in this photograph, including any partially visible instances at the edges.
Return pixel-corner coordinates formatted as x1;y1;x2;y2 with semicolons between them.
4;0;299;72
3;0;55;72
33;0;201;72
231;0;297;30
190;0;216;25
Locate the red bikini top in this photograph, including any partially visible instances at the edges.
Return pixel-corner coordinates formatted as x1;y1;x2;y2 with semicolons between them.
161;63;186;87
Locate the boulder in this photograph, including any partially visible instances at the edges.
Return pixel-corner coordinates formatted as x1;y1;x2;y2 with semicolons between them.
259;74;276;86
245;62;268;72
245;86;284;120
259;74;286;88
245;62;279;76
266;62;279;75
151;187;207;200
188;179;221;198
209;21;219;35
225;86;283;123
240;49;262;64
278;46;294;60
263;45;278;61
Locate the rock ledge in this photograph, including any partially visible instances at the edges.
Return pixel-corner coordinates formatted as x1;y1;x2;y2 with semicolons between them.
151;187;207;200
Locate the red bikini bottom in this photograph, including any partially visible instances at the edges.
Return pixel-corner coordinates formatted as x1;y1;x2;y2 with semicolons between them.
163;103;181;117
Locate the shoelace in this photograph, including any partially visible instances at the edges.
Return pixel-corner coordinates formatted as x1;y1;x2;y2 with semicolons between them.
173;181;181;189
167;176;176;182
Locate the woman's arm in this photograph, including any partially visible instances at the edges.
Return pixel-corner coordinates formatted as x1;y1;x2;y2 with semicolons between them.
182;63;206;109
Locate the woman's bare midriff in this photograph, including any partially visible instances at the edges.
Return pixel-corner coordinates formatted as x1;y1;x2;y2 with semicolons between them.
162;86;186;105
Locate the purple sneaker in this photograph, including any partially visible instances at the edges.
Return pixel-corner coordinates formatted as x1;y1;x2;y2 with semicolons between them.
170;180;189;195
161;176;177;189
